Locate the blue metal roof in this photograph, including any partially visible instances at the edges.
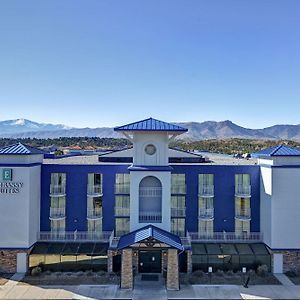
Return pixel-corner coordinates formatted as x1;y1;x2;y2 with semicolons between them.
117;224;184;251
0;143;45;155
114;117;188;132
252;144;300;157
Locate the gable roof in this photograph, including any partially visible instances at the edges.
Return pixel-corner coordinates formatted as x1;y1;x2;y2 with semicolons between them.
117;224;184;251
252;144;300;157
0;143;46;155
114;117;188;132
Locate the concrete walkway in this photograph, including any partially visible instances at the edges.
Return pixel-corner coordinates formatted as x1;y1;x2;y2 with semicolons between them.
1;280;300;299
274;273;295;286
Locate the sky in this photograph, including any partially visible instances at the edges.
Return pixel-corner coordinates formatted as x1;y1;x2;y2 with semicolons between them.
0;0;300;129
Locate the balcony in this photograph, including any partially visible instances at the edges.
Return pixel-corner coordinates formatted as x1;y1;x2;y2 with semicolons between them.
49;207;66;220
115;207;130;217
171;184;186;195
50;185;66;197
139;211;162;223
171;207;186;217
38;231;112;242
198;208;214;219
235;185;251;197
139;187;162;197
87;184;103;196
115;183;130;194
235;207;251;220
198;185;214;197
86;208;103;220
189;231;263;243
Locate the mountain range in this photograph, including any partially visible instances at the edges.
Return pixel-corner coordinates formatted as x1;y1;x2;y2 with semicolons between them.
1;118;300;141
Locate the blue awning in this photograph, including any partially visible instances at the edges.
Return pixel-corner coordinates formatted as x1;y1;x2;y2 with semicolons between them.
116;225;184;251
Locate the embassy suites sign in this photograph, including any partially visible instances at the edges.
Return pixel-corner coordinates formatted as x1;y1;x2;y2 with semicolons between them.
0;169;24;194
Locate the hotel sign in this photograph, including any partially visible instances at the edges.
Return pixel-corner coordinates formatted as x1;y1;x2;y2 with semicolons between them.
0;169;23;194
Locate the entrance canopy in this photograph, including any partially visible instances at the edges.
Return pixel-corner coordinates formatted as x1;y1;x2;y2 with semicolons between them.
117;225;184;251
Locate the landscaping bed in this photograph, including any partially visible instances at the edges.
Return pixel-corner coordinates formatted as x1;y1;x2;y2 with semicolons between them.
0;273;12;285
285;271;300;285
181;269;281;285
18;270;120;286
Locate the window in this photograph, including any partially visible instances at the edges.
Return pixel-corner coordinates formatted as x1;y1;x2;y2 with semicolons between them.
171;219;185;236
235;219;250;235
51;173;66;186
88;219;102;233
198;220;213;236
115;173;130;194
171;174;186;194
51;219;65;233
115;218;130;236
198;174;214;188
235;174;251;195
115;195;130;216
88;173;102;185
145;144;156;155
171;196;186;217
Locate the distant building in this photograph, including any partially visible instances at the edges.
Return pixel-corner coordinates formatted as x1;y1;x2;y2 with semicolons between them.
0;118;299;289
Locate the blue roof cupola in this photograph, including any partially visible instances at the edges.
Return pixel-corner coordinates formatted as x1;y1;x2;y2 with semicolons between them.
114;117;188;133
252;144;300;157
0;142;46;155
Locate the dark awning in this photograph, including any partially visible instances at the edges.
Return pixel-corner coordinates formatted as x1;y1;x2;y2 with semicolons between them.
117;224;184;251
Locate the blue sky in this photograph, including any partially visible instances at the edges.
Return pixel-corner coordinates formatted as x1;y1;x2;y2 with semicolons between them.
0;0;299;128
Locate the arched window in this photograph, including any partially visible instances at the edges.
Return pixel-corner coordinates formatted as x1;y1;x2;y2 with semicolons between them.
139;176;162;223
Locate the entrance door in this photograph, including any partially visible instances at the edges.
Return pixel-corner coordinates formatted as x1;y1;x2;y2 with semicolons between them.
139;250;161;273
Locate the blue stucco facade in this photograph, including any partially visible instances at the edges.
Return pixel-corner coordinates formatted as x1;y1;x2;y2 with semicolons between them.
41;163;260;234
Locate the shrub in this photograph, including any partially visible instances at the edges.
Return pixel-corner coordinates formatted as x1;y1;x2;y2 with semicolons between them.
55;272;62;277
193;270;204;278
97;270;106;276
226;270;234;276
31;266;42;276
257;265;268;277
286;270;297;278
189;275;199;284
216;269;224;277
75;271;84;277
85;270;93;276
43;270;51;276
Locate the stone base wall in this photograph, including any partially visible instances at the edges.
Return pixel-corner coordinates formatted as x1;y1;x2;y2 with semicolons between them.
272;251;300;272
167;249;179;290
121;249;133;289
0;250;29;273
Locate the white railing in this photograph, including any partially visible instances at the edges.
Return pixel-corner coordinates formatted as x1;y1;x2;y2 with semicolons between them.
171;207;186;217
87;184;102;196
235;207;251;219
50;185;66;196
189;232;263;243
115;183;130;194
171;184;186;194
115;207;130;216
139;187;162;197
198;185;214;197
181;231;192;249
87;208;103;219
139;211;162;222
235;185;251;196
38;231;112;242
49;207;66;219
198;208;214;219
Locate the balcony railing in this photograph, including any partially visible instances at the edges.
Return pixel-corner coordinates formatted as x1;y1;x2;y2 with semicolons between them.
115;207;130;217
171;207;186;217
38;231;112;242
87;184;103;196
235;207;251;220
87;208;103;219
115;183;130;194
171;184;186;194
139;187;162;197
189;232;263;243
139;211;162;223
49;207;66;220
198;208;214;219
50;185;66;196
198;185;214;197
235;185;251;197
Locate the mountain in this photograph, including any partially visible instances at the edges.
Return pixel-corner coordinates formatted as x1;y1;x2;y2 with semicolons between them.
0;119;72;134
2;118;300;141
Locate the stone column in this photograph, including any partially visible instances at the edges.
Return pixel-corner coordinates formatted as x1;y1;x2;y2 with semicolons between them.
167;249;179;290
107;250;113;273
187;250;192;274
121;249;133;289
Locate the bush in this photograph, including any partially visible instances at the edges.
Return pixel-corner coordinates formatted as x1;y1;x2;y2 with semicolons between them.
43;270;51;276
226;270;234;276
75;271;84;277
55;272;62;277
192;270;204;278
85;270;93;276
257;265;268;277
286;270;297;278
31;267;42;276
216;270;224;277
97;270;106;276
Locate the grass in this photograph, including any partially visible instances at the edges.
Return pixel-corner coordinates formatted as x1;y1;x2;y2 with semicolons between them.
181;271;281;285
0;273;12;285
18;271;120;286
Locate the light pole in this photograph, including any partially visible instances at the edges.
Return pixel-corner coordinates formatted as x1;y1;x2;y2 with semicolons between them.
208;266;212;284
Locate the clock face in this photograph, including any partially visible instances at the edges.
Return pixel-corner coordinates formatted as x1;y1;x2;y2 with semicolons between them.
145;144;156;155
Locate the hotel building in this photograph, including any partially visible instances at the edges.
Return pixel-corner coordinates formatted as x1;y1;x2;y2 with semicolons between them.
0;118;300;289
